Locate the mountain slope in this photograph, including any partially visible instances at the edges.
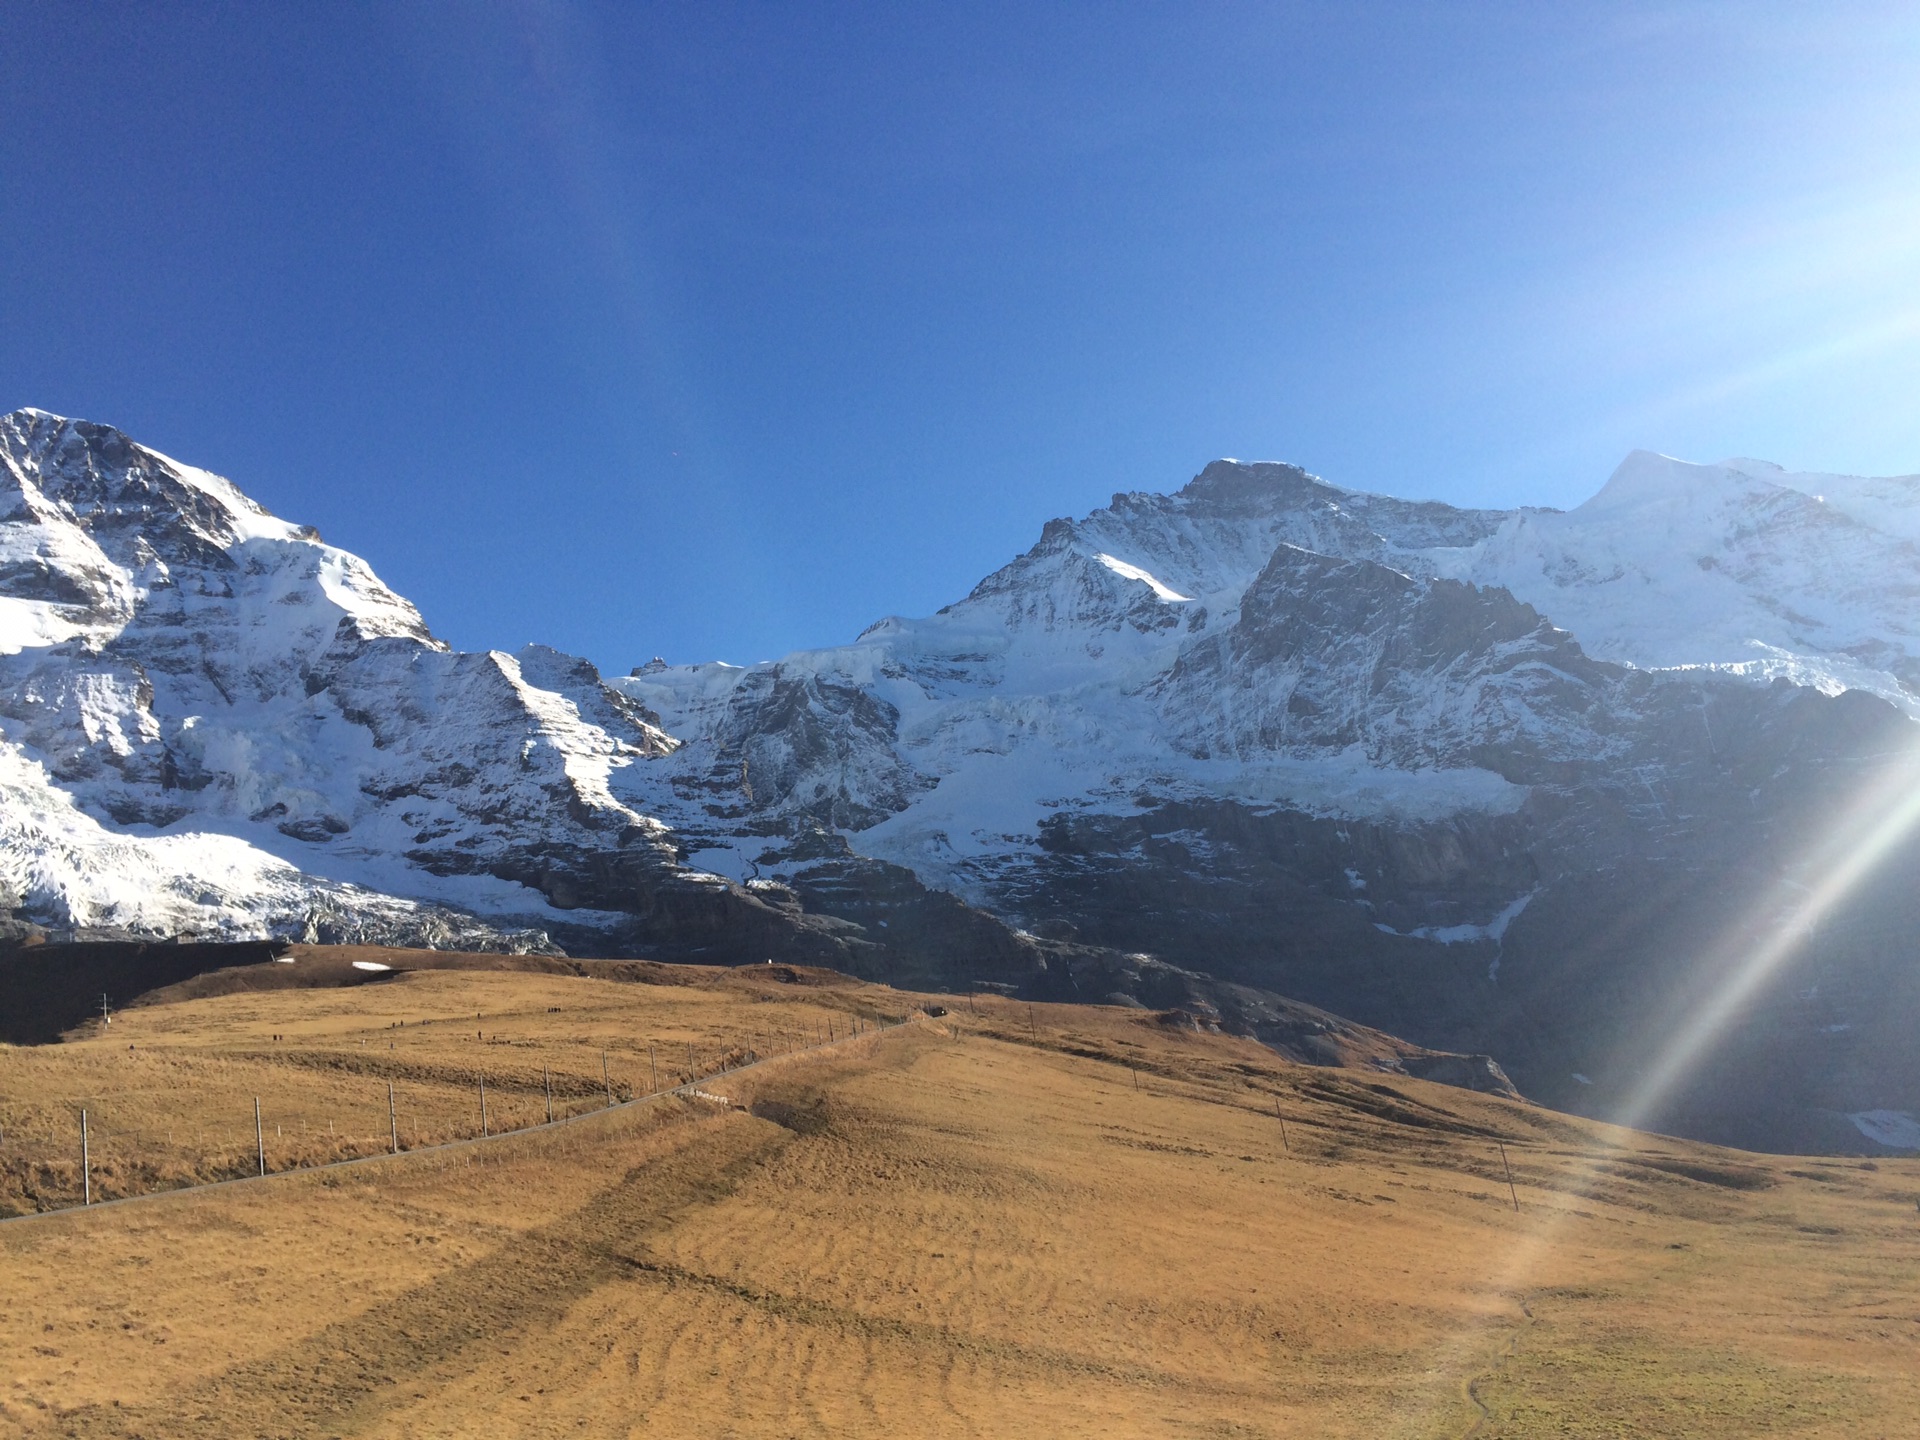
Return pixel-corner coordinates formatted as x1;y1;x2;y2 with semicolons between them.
0;412;858;963
0;411;1306;1024
4;409;1918;1150
614;456;1920;1152
1444;449;1920;700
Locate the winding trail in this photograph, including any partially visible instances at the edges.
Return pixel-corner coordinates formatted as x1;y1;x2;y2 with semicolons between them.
1456;1296;1535;1438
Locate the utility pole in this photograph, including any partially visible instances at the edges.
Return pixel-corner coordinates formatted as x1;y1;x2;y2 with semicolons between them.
602;1052;613;1108
254;1098;265;1177
388;1083;398;1154
1275;1099;1290;1154
81;1109;91;1206
1498;1142;1520;1212
479;1077;489;1137
544;1068;554;1124
100;993;111;1027
649;1044;658;1093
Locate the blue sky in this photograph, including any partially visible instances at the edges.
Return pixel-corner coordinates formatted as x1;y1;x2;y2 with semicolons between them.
4;3;1918;668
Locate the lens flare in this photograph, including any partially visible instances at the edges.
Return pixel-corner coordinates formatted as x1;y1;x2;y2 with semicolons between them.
1618;735;1920;1134
1396;720;1920;1435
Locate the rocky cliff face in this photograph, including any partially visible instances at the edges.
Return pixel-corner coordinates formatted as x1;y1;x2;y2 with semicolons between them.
5;410;1917;1151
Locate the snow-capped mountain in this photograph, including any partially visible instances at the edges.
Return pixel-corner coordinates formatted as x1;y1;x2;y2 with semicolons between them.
612;454;1920;1151
0;411;860;960
614;451;1920;904
5;410;1918;1150
1448;450;1920;700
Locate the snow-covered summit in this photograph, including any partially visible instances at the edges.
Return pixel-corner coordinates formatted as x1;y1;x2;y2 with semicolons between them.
621;445;1920;893
13;413;1917;949
1439;449;1920;702
5;412;1918;1148
0;411;801;954
0;410;432;661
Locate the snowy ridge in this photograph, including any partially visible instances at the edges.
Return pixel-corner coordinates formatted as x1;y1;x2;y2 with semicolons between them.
595;444;1920;1156
0;412;692;948
611;447;1920;913
1438;450;1920;707
612;466;1532;895
8;412;1920;943
7;409;1920;1146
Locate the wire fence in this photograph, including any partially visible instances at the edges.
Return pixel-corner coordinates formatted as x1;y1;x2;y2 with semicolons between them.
0;1013;902;1221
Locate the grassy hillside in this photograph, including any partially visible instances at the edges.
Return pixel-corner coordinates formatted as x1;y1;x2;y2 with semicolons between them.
1;954;1915;1437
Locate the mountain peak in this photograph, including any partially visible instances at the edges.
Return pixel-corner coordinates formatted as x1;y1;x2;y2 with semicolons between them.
1180;458;1321;505
1577;449;1751;516
1;408;297;550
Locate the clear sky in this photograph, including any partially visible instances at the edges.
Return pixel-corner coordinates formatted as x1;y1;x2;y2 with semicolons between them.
4;3;1918;669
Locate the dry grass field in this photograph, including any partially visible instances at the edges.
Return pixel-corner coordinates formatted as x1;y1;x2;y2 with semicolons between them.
1;952;1917;1438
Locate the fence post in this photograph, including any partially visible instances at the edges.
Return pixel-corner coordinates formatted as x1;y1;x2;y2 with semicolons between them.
1498;1141;1520;1212
480;1077;489;1137
389;1082;398;1154
649;1044;658;1093
81;1109;91;1206
545;1068;554;1124
603;1052;613;1108
254;1098;265;1177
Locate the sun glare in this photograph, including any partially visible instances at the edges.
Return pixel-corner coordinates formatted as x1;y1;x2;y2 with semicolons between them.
1620;736;1920;1134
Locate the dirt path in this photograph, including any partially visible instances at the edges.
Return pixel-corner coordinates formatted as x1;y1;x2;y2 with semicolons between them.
51;1116;788;1439
1459;1298;1534;1438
